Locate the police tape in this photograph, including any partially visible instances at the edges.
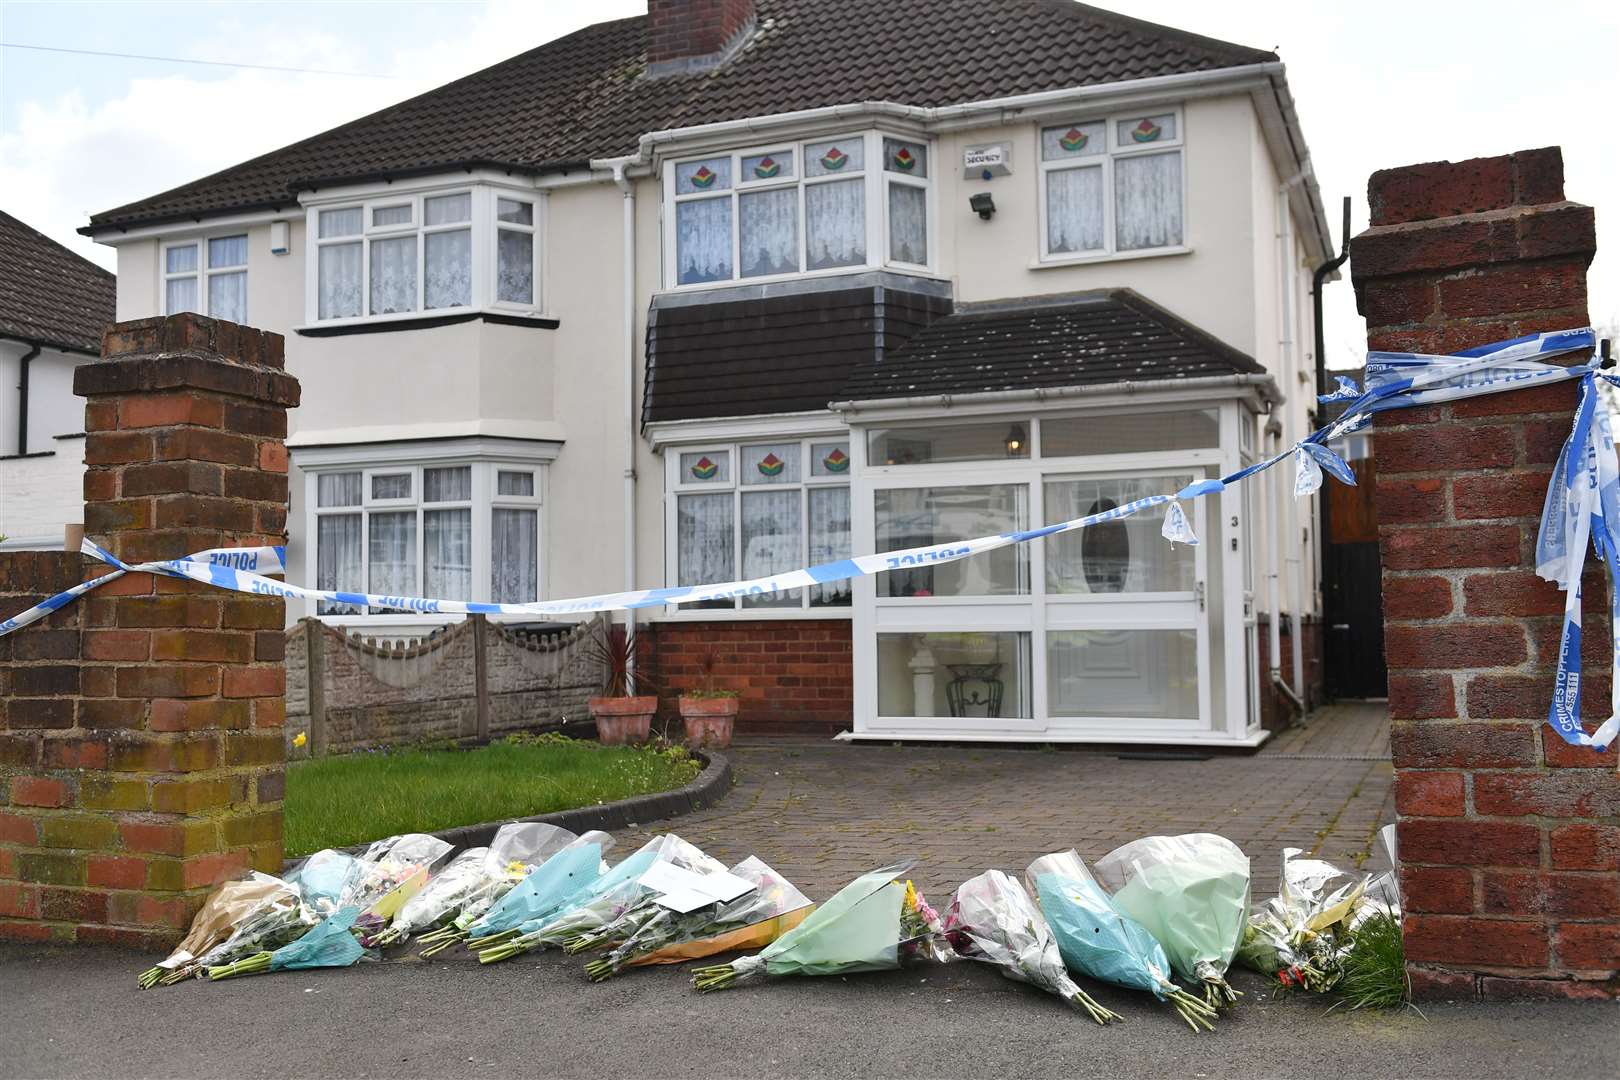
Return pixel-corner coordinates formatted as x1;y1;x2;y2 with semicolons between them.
0;329;1610;750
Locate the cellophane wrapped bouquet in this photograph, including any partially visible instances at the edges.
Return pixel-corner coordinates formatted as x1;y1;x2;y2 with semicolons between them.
208;906;367;980
368;823;581;949
343;833;454;944
1234;848;1367;993
475;834;722;965
183;883;318;982
563;845;748;956
945;869;1121;1025
456;831;615;951
583;856;813;981
1027;850;1219;1032
1093;834;1251;1009
691;860;955;991
138;873;300;988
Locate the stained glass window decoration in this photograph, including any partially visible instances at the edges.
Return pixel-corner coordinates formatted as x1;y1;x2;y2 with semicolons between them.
1118;114;1176;145
676;157;733;194
805;139;864;177
681;450;730;484
742;151;794;181
883;138;927;177
812;442;851;476
1041;121;1106;161
742;443;801;485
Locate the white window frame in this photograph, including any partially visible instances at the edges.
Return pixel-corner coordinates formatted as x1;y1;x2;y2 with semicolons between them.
661;129;936;291
304;183;543;327
297;440;557;629
1036;106;1187;265
663;436;854;618
161;234;249;322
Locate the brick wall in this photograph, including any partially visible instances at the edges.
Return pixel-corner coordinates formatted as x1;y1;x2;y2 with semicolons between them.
0;313;298;947
1351;147;1619;998
646;0;755;71
644;620;852;735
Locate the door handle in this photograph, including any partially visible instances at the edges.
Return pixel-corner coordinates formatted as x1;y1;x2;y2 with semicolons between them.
1196;581;1206;612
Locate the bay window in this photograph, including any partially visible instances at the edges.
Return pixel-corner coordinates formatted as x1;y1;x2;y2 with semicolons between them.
309;185;540;324
665;131;932;288
305;454;546;620
163;234;248;323
668;439;853;612
1039;108;1185;261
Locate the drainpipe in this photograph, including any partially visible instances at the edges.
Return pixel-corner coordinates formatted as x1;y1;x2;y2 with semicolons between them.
15;342;40;455
609;160;638;654
1312;197;1353;403
1266;421;1306;721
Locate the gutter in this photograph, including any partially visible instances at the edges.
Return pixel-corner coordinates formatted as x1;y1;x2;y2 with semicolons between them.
595;154;640;649
1312;197;1353;403
829;372;1282;415
14;342;40;455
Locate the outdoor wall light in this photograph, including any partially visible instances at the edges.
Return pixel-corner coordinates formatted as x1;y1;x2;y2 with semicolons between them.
970;192;996;220
1004;423;1026;457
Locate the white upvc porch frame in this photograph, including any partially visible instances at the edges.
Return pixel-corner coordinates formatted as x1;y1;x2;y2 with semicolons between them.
840;386;1270;746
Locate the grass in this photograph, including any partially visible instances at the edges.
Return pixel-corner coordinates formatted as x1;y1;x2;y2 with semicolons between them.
1335;912;1410;1010
283;735;702;856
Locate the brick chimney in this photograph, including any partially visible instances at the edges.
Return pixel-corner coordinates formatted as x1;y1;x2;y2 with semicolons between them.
647;0;757;77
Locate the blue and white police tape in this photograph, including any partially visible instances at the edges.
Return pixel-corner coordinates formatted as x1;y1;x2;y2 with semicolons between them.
0;328;1610;751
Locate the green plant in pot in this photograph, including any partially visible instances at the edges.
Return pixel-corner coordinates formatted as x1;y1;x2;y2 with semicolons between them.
585;622;657;745
678;649;739;749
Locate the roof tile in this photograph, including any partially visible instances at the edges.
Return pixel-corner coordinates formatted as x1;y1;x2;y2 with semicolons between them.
0;210;116;353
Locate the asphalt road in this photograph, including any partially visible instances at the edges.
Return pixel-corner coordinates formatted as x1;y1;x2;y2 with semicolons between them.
4;942;1615;1079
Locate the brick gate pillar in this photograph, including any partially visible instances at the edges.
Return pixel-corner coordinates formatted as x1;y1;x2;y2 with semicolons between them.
0;313;299;947
1351;147;1618;998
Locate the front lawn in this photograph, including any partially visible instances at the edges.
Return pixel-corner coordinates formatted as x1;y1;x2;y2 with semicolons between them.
283;736;702;856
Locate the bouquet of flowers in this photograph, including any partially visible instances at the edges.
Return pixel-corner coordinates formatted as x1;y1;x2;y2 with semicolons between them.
137;873;298;988
475;834;725;965
207;906;366;980
944;869;1120;1025
1235;848;1367;992
368;823;582;949
1093;834;1251;1009
583;856;812;981
561;845;741;955
690;860;955;991
285;849;361;916
1027;850;1219;1032
461;832;612;942
181;881;318;981
341;833;454;939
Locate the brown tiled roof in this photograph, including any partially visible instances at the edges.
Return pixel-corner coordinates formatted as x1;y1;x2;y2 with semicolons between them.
86;0;1275;233
643;283;951;424
837;289;1263;401
0;210;116;354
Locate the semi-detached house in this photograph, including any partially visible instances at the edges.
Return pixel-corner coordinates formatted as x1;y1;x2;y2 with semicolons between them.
77;0;1336;746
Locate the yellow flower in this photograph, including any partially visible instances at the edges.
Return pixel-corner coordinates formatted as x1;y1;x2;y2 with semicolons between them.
293;732;308;748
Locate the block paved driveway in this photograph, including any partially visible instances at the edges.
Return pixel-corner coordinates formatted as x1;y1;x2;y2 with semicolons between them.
11;702;1609;1079
623;700;1396;901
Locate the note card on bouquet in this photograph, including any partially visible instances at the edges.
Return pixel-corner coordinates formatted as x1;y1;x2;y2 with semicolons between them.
640;863;757;913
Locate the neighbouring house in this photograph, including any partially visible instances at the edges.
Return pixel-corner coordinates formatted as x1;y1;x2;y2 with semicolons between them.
0;209;116;550
75;0;1335;745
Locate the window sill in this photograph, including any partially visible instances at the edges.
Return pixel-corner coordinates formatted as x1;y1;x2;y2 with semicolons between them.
0;450;55;462
1029;245;1192;271
295;309;559;337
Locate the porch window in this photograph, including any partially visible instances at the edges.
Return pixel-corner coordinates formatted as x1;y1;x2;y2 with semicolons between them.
163;234;248;323
1039;108;1184;261
667;131;932;288
868;420;1031;466
874;484;1029;597
1043;474;1196;594
308;457;544;618
1041;408;1218;457
877;631;1032;719
310;186;541;323
669;439;852;611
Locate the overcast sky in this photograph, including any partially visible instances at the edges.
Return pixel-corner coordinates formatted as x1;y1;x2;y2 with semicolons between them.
2;0;1616;369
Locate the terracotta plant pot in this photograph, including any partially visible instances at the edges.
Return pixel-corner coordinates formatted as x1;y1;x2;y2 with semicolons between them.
678;695;738;749
589;695;657;745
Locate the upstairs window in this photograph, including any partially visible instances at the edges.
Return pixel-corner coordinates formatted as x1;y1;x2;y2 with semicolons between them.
665;131;932;288
309;187;540;323
1039;108;1185;261
163;234;248;323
